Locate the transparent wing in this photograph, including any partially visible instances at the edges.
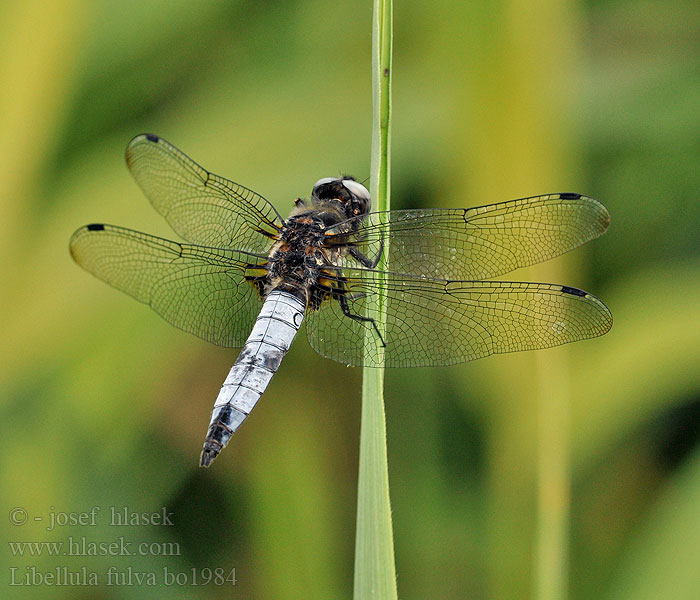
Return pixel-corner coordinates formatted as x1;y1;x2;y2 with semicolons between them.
305;267;612;367
70;224;266;347
125;134;282;252
331;194;610;280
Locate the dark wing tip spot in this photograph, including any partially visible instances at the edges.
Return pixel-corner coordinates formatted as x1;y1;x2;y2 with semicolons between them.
86;223;105;231
559;193;581;200
561;285;587;297
145;133;160;143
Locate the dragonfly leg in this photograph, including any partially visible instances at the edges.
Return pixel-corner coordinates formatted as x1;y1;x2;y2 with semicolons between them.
339;294;386;347
349;233;384;268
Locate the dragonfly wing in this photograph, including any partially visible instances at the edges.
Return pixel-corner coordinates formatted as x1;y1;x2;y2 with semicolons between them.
125;134;282;252
305;268;612;367
339;194;610;279
70;224;266;347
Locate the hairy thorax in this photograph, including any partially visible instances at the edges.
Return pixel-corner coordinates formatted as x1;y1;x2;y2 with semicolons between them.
265;206;349;302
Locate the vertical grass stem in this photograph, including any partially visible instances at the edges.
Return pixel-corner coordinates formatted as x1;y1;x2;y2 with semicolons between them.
353;1;397;599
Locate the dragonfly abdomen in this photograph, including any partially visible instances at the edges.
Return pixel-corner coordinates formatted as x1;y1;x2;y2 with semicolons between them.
200;290;305;467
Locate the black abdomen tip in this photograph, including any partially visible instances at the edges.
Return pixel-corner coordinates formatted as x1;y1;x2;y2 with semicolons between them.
200;426;227;468
200;445;220;468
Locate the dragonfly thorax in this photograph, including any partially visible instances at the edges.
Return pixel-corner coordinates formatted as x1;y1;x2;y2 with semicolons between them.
262;177;370;302
265;213;332;301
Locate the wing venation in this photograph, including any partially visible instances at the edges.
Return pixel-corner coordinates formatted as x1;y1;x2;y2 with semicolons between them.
305;267;612;367
70;223;265;347
333;193;610;279
126;134;282;251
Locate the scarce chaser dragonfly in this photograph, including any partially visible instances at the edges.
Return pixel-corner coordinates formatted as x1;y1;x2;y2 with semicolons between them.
70;134;612;467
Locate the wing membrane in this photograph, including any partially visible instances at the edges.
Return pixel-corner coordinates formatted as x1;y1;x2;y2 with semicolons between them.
333;194;610;280
306;267;612;367
70;224;265;347
125;134;282;251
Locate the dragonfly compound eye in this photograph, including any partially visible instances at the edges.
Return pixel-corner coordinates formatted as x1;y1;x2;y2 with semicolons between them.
341;178;371;216
311;177;339;195
341;178;370;202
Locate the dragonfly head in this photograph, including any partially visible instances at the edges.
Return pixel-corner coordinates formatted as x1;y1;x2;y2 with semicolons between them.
311;176;371;220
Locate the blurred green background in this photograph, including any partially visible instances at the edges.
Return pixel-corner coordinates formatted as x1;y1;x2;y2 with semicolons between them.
2;0;700;598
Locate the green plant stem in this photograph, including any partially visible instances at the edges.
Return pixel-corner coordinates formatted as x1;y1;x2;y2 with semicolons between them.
353;1;396;599
534;350;570;600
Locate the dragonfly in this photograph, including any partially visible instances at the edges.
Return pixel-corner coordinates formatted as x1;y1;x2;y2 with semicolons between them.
70;134;612;467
